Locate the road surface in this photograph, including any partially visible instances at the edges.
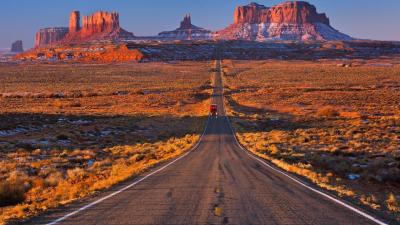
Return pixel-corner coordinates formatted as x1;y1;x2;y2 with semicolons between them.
25;61;383;225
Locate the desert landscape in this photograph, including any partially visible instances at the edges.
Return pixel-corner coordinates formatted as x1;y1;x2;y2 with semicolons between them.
222;59;400;221
0;62;211;223
0;0;399;224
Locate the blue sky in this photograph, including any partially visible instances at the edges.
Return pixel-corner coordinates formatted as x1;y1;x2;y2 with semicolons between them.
1;0;399;49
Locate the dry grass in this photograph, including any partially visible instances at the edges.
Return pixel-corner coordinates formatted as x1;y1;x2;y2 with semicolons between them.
0;61;212;224
223;59;400;221
387;193;400;212
0;62;212;116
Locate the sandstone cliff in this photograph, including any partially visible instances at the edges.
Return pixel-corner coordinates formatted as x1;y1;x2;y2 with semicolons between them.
34;28;69;47
233;2;330;25
216;1;352;41
34;10;134;47
69;11;81;34
66;11;134;42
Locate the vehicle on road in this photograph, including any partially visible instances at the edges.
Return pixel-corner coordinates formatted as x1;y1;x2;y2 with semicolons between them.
210;104;218;117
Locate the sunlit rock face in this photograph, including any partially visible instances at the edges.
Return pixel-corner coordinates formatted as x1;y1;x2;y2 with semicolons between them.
65;11;134;42
216;1;353;41
34;10;134;47
69;11;81;34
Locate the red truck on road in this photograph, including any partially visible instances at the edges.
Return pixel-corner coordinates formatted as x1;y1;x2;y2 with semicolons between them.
210;104;218;117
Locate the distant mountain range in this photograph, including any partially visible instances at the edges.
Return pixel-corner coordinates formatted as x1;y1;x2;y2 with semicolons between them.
33;1;353;48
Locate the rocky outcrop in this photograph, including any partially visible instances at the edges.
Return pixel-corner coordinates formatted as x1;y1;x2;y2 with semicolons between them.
34;28;69;47
216;1;352;41
158;14;212;40
69;11;81;33
34;11;134;47
180;14;195;29
66;11;134;42
11;40;24;52
233;2;330;25
233;2;267;24
15;44;144;63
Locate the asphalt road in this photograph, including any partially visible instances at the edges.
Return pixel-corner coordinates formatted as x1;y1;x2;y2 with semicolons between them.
25;61;382;225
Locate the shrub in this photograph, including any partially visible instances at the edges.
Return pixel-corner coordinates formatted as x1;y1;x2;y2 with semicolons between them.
111;162;128;177
0;180;27;207
360;194;380;210
316;106;340;117
333;161;351;175
268;144;280;155
135;154;145;162
269;130;287;143
71;90;84;98
53;99;63;109
67;168;87;182
15;142;35;151
386;193;400;212
56;134;69;140
45;172;64;187
145;152;157;160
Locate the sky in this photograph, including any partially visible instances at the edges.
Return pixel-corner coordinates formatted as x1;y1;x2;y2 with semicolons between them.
0;0;399;49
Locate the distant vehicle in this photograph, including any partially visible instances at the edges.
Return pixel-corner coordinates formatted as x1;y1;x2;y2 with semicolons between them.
210;104;218;117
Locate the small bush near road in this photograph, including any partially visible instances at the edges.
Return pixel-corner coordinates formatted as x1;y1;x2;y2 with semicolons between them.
0;179;28;207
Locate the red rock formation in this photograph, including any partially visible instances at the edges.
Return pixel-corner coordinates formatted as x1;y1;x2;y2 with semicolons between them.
233;1;329;25
234;2;267;24
34;27;69;47
11;40;24;52
34;10;134;47
66;11;134;42
93;45;144;62
15;44;144;63
216;1;352;41
81;11;120;37
69;11;81;33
